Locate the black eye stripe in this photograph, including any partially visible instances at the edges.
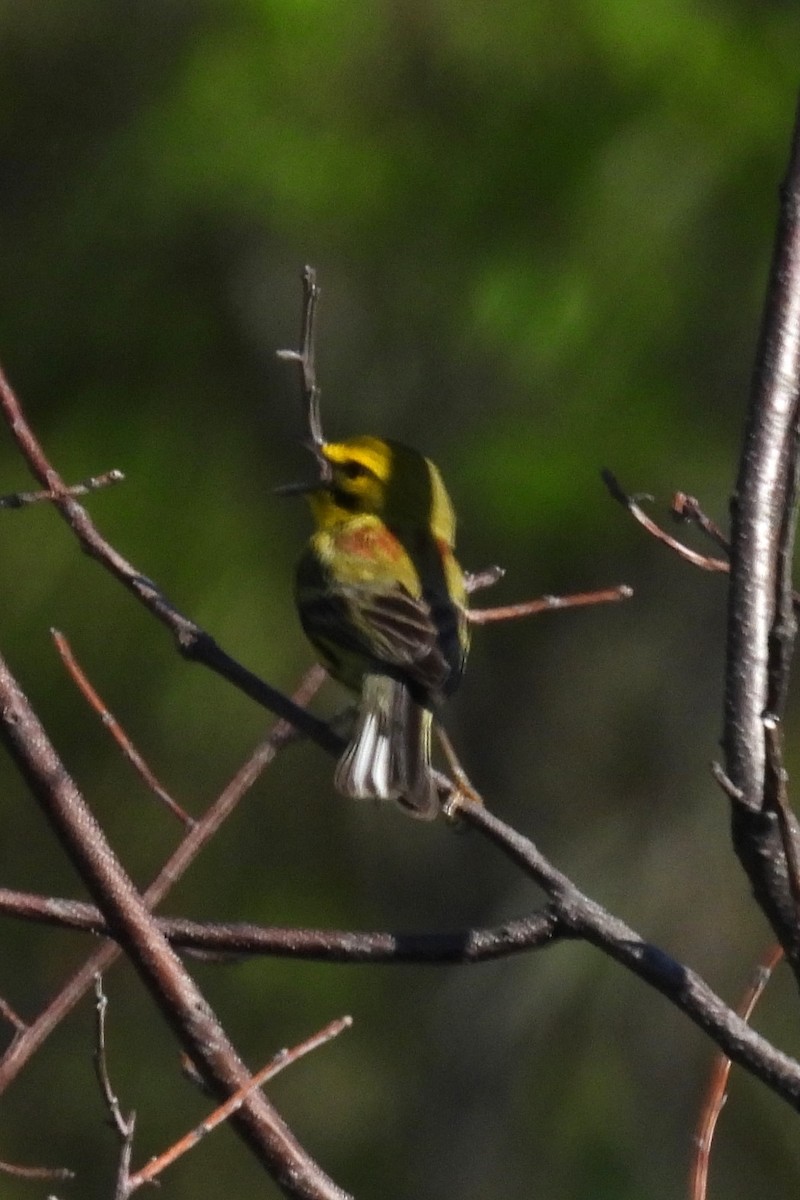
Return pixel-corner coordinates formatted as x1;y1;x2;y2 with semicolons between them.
331;487;361;511
340;459;378;481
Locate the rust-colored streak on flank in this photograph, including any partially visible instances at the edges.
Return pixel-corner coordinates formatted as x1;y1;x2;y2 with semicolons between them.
338;525;406;561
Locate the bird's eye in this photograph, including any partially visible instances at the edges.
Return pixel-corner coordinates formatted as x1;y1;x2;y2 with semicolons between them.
341;460;367;480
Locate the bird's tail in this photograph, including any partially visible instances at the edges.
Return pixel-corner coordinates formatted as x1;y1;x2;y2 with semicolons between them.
334;673;439;819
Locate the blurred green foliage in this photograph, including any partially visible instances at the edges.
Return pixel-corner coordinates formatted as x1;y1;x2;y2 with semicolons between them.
0;1;799;1197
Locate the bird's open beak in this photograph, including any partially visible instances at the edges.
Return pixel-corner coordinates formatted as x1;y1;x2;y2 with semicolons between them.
274;438;331;496
273;478;319;497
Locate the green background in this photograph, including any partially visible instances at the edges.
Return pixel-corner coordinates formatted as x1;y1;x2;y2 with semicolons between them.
0;2;798;1197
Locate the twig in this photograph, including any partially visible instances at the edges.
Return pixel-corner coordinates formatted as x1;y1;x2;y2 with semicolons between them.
688;943;784;1200
0;995;26;1036
0;468;124;509
52;629;194;828
93;975;134;1140
276;265;325;452
468;584;632;624
0;666;326;1095
128;1016;352;1192
671;493;731;555
463;565;506;594
93;976;136;1200
602;470;729;573
0;1157;74;1180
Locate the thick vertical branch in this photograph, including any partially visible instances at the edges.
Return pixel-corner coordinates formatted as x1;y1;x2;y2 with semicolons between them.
724;94;800;972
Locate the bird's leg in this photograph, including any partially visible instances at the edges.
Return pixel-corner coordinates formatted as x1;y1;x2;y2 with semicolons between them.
434;724;484;819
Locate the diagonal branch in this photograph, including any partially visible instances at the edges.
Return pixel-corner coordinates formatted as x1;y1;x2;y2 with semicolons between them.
456;799;800;1109
0;363;341;756
0;652;351;1200
0;666;325;1094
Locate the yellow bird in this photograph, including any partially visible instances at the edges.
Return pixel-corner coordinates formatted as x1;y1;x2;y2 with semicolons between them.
289;436;469;819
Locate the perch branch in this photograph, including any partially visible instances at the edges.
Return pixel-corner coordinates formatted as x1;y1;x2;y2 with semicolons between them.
0;362;341;755
454;797;800;1109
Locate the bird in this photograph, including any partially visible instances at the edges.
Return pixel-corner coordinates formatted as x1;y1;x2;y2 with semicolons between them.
286;435;469;819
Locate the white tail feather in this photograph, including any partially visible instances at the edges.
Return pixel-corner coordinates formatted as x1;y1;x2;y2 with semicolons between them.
334;674;438;819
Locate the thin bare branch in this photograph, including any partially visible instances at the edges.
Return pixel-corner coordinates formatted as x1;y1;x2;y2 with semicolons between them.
52;629;193;828
276;265;325;451
689;943;784;1200
129;1016;352;1192
93;975;135;1142
463;565;506;594
93;976;136;1200
0;995;26;1036
0;468;124;509
0;1158;74;1181
602;470;729;572
468;584;632;625
670;493;731;556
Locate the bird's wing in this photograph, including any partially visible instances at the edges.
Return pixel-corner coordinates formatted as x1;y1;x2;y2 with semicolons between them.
299;578;451;697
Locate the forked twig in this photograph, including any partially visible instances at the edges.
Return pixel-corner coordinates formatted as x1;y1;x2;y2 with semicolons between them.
602;470;729;573
0;995;26;1036
128;1016;352;1192
52;629;194;828
276;265;325;451
93;976;136;1199
688;943;784;1200
671;493;731;555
